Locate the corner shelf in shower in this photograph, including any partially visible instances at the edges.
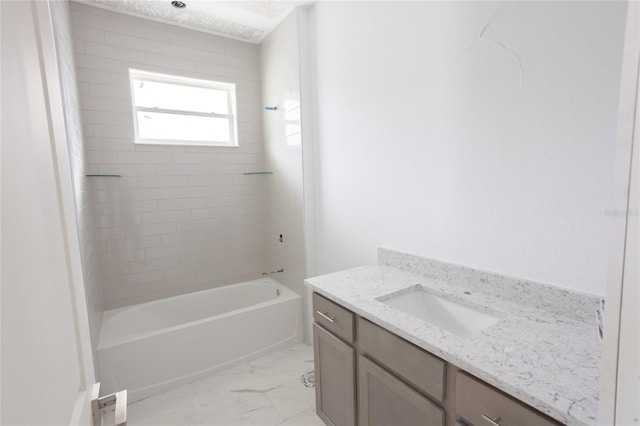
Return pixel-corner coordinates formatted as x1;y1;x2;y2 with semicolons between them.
242;172;273;175
85;174;122;177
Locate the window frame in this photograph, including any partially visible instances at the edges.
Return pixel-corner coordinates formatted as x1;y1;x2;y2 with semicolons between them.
129;69;238;147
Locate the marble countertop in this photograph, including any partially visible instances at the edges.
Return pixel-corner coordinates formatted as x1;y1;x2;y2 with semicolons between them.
305;249;602;426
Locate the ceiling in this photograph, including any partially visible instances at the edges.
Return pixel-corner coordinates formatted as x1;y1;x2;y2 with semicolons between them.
83;0;308;43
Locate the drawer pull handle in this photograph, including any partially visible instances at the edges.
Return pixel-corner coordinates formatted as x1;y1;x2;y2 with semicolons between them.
481;414;503;426
316;310;335;323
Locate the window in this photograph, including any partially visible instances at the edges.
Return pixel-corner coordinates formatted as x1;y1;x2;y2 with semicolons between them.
129;69;238;146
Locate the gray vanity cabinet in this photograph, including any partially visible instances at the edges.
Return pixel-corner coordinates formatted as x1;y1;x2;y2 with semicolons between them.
358;355;444;426
358;317;445;403
313;293;356;426
312;292;564;426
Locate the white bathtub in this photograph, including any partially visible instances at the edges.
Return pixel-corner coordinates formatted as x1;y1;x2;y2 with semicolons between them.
97;277;303;401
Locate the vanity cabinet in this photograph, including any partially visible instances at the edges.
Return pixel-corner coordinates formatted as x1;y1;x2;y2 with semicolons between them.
313;293;356;426
312;292;563;426
358;355;444;426
358;317;445;403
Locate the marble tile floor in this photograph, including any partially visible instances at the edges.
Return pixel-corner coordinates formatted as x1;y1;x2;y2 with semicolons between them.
103;344;324;426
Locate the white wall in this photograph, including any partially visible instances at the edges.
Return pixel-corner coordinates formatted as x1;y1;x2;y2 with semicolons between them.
615;100;639;424
260;11;308;336
50;0;103;365
70;2;268;309
599;2;640;421
307;1;627;296
261;12;305;295
1;1;88;422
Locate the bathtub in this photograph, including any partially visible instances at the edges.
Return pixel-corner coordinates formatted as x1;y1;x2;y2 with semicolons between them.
97;277;303;401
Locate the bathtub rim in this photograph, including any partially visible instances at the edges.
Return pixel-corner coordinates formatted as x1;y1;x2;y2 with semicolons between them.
97;278;300;350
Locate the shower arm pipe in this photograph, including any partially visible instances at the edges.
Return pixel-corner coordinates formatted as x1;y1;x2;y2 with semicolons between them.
261;269;284;276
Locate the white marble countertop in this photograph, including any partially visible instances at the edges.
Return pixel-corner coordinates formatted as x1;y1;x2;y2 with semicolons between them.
305;249;602;426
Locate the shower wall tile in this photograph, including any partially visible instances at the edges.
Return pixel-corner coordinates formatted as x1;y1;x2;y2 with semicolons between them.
70;1;268;310
50;0;103;374
260;12;308;332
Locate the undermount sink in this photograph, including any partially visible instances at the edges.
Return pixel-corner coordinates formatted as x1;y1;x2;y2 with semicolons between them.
377;286;502;337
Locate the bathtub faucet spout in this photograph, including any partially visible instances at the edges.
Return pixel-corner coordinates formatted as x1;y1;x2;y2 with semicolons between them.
261;268;284;275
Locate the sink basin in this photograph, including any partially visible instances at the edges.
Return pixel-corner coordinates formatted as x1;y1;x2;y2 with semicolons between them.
377;287;502;337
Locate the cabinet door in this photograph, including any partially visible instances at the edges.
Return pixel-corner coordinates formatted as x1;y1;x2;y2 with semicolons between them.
358;355;444;426
314;324;356;426
358;317;445;402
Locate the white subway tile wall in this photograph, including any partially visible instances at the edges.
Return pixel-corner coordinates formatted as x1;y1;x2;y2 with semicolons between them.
261;13;306;298
50;1;103;357
70;2;268;309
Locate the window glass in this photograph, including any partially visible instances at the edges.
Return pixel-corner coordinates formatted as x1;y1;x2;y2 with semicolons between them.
129;69;237;146
136;112;230;143
131;79;229;114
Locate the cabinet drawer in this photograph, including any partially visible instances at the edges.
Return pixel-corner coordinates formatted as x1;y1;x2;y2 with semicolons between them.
358;355;444;426
456;372;561;426
313;293;355;343
357;317;445;402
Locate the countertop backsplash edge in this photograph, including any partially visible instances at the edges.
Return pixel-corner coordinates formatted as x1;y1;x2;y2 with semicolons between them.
377;247;601;325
